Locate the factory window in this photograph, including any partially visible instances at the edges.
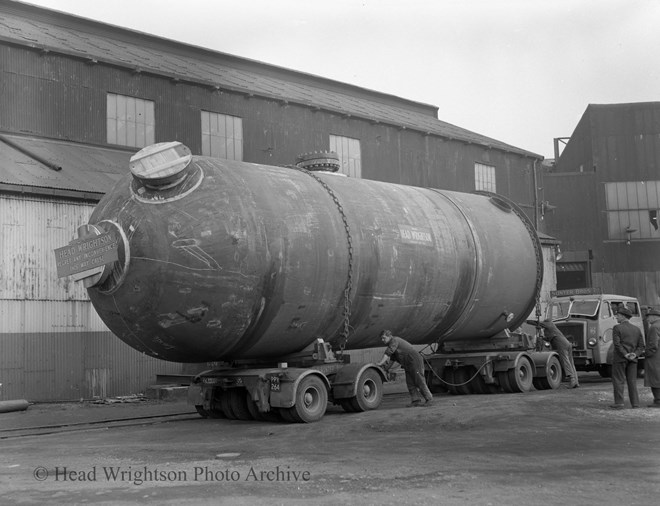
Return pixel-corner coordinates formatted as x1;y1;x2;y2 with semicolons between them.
201;111;243;161
474;163;496;192
106;93;155;148
330;135;361;178
605;181;660;241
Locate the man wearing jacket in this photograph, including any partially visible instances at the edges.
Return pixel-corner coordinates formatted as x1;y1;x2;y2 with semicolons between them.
610;307;645;409
643;308;660;407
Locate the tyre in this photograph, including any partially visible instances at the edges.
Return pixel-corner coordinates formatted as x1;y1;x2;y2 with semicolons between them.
228;388;252;420
290;375;328;423
220;390;237;420
506;356;534;393
598;364;612;378
498;370;514;393
348;369;383;412
207;389;226;418
195;405;209;418
533;355;562;390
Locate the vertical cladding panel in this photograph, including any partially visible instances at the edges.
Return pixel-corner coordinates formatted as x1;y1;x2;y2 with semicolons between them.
0;195;94;301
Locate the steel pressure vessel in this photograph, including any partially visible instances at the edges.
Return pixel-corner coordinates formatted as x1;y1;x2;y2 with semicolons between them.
85;142;542;362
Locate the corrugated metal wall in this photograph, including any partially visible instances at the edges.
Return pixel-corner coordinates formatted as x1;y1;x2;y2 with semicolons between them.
0;194;184;401
0;44;538;204
544;103;660;307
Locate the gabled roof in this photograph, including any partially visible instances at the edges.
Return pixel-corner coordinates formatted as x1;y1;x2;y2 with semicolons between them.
0;0;541;159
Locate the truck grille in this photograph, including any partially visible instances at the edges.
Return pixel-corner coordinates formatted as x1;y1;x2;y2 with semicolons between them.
556;322;587;350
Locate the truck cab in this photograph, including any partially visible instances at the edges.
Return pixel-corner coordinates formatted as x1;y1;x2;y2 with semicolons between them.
545;289;645;377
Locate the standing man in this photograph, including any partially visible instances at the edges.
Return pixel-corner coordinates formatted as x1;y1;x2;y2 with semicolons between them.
610;307;645;409
643;308;660;408
376;330;433;407
539;320;579;388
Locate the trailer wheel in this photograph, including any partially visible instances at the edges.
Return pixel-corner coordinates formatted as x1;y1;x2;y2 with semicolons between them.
220;390;237;420
207;389;226;418
497;370;514;393
348;369;383;412
532;355;562;390
290;375;328;423
506;356;534;393
228;389;252;420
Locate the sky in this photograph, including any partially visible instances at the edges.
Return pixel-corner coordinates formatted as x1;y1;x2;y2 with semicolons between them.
23;0;660;159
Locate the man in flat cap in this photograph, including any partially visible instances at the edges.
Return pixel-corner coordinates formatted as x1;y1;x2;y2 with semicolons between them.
610;307;645;409
643;308;660;407
539;319;579;388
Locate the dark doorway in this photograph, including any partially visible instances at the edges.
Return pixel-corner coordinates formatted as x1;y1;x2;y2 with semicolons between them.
556;262;589;290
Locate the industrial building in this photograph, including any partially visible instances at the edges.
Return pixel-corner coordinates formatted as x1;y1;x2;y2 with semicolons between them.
0;0;545;401
544;102;660;307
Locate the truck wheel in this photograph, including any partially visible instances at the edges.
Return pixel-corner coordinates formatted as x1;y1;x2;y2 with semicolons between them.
349;369;383;412
532;355;562;390
598;364;612;378
290;375;328;423
506;356;534;393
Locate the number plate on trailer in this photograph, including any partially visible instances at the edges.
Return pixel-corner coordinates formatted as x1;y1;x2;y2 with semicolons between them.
270;376;280;391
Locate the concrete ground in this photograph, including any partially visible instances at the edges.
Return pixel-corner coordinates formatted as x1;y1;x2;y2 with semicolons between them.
1;373;659;505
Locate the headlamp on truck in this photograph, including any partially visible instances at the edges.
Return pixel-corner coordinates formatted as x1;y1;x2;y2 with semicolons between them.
587;337;598;347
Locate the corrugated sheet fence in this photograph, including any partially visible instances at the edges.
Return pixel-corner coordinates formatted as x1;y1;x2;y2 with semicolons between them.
0;194;184;401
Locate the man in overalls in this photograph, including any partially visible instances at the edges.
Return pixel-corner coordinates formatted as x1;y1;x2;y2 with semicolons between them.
377;329;433;407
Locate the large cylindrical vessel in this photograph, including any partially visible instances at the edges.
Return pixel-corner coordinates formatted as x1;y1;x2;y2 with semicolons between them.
86;142;542;362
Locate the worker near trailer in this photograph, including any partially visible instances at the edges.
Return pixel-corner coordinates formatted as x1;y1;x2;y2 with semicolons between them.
643;308;660;408
376;330;433;407
610;307;645;409
539;319;579;388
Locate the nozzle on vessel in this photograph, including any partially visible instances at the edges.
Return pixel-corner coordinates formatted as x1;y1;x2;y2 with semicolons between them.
130;142;193;189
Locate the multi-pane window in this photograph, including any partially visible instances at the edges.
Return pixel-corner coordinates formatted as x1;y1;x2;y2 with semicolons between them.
329;135;361;178
605;181;660;241
475;163;496;192
106;93;155;148
201;111;243;161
